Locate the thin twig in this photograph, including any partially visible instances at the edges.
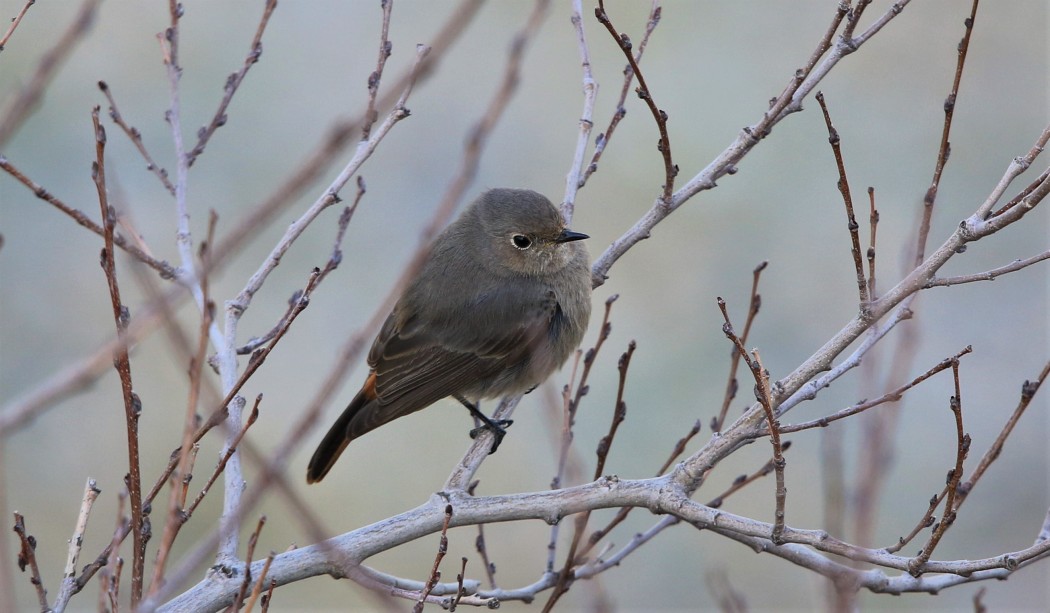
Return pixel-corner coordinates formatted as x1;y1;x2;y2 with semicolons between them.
92;106;147;607
867;187;879;299
414;505;454;613
450;557;468;612
230;516;267;613
562;0;597;220
544;340;635;612
0;0;36;52
976;125;1050;219
544;295;616;574
590;1;915;287
706;442;794;509
236;181;363;355
840;0;874;41
752;350;787;544
583;417;702;555
149;233;215;594
908;358;969;576
594;341;634;480
243;551;275;613
594;0;676;204
98;490;127;611
97;81;177;195
466;480;498;590
717;298;786;542
954;360;1050;509
0;0;100;147
52;479;101;610
186;0;278;167
990;166;1050;219
13;513;49;610
580;1;661;189
714;261;767;432
187;396;262;518
911;0;978;267
816;91;869;306
0;156;177;278
778;346;973;433
924;250;1050;288
360;0;394;140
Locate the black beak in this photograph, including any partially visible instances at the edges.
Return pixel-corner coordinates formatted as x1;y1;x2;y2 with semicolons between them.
554;229;589;243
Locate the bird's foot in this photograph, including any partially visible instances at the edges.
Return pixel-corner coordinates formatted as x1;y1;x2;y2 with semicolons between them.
469;419;513;454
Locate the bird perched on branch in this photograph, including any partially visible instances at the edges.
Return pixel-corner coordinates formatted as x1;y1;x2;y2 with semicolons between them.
307;188;592;483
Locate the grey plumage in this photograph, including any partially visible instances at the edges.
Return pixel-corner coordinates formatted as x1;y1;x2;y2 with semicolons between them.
307;188;591;483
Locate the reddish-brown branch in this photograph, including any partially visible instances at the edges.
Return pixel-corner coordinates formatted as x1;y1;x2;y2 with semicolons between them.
244;551;276;613
187;397;261;518
912;0;978;267
579;1;662;188
954;360;1050;509
867;187;879;299
816;91;869;307
779;346;973;434
593;341;635;480
594;0;676;203
718;298;787;542
415;504;454;613
887;488;943;554
91;107;147;606
0;156;177;278
12;513;49;610
714;261;767;431
707;441;794;509
231;516;267;613
909;359;970;576
149;234;214;593
97;81;176;195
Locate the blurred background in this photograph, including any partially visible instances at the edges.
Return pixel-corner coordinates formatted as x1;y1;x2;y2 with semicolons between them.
1;1;1047;611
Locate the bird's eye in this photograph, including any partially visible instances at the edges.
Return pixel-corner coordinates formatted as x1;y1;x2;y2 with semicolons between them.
511;234;532;250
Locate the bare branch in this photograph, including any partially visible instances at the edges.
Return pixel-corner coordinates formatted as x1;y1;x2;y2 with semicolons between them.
12;513;49;610
0;156;177;278
594;0;676;204
52;479;102;610
0;0;100;147
185;0;278;167
778;346;973;434
590;1;915;287
97;81;176;195
91;106;147;607
954;360;1050;509
925;250;1050;288
908;359;970;575
714;261;767;432
816;91;869;306
911;0;978;267
360;0;394;141
0;0;36;52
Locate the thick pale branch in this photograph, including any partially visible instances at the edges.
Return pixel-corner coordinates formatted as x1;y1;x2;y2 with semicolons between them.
161;475;1049;611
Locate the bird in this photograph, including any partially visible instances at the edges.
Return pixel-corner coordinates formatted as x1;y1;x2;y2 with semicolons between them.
306;188;592;483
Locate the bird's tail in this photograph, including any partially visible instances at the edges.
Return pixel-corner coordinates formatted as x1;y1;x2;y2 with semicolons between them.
306;374;376;483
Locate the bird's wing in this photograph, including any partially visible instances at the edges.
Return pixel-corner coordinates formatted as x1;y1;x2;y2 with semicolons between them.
368;288;559;414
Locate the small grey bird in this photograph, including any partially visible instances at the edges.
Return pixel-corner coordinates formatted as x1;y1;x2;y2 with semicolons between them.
307;188;592;483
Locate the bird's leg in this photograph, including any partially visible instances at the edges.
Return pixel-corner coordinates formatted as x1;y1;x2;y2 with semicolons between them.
454;395;513;454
